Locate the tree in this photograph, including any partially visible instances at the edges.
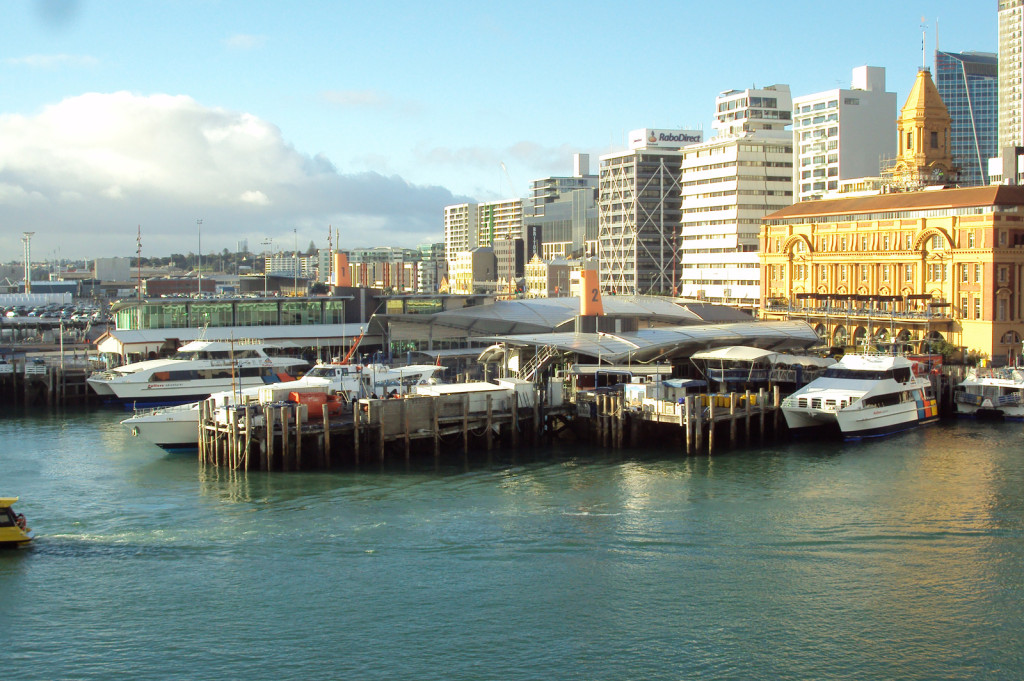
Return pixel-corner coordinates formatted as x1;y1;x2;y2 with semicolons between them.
306;240;317;255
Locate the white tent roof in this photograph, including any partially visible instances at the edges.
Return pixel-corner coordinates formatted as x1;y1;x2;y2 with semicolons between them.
691;346;776;362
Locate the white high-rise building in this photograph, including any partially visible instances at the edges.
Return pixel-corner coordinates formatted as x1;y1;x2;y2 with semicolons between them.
444;203;478;266
678;85;793;305
597;128;703;295
792;66;897;201
1000;1;1024;149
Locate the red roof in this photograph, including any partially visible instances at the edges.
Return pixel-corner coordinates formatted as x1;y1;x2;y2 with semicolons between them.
765;185;1024;222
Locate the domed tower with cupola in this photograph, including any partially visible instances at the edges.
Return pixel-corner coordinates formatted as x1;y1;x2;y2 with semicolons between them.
887;67;957;189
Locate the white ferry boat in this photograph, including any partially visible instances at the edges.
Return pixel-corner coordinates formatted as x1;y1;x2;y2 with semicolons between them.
122;362;443;450
954;366;1024;420
87;339;309;408
781;354;938;439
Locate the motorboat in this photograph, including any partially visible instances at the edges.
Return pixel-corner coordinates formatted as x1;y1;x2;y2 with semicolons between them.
87;339;309;408
781;354;938;439
954;366;1024;420
0;498;33;548
122;361;444;451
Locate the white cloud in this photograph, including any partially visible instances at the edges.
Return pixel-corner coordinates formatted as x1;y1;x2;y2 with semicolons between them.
3;53;98;68
223;34;266;50
0;92;461;258
321;89;392;109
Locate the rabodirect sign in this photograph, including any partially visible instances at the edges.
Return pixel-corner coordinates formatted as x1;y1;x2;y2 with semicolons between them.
628;128;703;150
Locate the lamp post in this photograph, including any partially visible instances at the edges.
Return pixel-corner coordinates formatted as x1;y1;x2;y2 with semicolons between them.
262;238;273;297
196;219;203;296
293;228;298;297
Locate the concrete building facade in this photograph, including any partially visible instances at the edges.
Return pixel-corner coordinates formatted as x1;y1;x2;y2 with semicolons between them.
793;66;897;202
1000;0;1024;149
678;86;793;306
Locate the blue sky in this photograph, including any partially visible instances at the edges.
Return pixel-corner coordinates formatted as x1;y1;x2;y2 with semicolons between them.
0;0;996;260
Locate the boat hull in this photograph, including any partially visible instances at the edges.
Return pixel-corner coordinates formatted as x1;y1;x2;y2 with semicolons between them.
125;411;200;450
784;392;938;440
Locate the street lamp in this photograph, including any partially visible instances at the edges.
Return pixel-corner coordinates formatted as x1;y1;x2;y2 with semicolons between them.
293;228;298;297
262;238;273;297
197;219;203;296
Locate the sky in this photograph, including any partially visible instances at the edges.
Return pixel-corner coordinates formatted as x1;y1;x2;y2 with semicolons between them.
0;0;998;262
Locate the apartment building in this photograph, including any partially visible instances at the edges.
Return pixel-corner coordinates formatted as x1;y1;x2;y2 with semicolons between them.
793;67;897;201
678;86;793;305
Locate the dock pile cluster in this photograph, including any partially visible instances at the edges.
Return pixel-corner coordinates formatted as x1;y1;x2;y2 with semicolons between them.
197;386;569;471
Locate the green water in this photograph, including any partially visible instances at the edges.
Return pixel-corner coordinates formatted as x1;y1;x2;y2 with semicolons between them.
2;408;1023;680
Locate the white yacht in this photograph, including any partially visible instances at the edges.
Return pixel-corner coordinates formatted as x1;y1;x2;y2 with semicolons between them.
122;362;443;451
781;354;938;439
87;339;309;407
954;366;1024;420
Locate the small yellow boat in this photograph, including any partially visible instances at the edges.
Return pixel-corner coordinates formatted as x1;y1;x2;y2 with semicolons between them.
0;497;34;548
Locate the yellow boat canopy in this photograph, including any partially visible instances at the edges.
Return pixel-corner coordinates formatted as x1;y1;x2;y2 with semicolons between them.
0;497;19;508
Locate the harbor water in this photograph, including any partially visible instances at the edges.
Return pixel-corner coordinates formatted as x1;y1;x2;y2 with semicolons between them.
2;407;1024;680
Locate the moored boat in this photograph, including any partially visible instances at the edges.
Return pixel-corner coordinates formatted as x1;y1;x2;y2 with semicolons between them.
88;339;308;408
781;353;938;439
0;498;34;548
122;361;443;450
954;366;1024;420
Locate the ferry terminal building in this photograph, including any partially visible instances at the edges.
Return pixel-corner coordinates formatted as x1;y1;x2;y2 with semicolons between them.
760;185;1024;365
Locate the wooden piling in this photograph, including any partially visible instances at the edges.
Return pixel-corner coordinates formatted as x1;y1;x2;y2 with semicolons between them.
511;392;519;448
485;394;493;451
708;398;716;454
432;398;440;460
758;388;766;441
729;393;737;448
462;394;470;454
403;399;411;462
258;403;270;466
353;400;361;464
295;403;303;470
744;390;752;444
322;407;331;468
378;401;386;462
684;395;693;455
281;405;290;472
695;397;703;453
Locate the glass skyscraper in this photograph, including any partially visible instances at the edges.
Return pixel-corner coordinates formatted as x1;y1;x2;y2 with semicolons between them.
935;50;998;186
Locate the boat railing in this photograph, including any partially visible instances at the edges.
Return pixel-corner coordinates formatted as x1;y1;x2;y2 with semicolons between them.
129;403;196;418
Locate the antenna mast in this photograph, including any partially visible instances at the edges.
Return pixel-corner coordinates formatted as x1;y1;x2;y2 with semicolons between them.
920;16;927;69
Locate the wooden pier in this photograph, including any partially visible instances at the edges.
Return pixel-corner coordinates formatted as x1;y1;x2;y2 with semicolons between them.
194;364;966;471
575;387;783;455
0;355;98;407
197;388;573;471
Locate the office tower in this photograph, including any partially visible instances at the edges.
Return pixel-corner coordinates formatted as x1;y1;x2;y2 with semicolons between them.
678;86;793;305
598;128;702;295
793;67;897;201
935;51;998;186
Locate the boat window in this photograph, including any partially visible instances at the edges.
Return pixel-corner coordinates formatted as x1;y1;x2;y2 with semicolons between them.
861;393;901;408
307;367;336;378
0;509;15;527
892;368;912;382
823;368;889;380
